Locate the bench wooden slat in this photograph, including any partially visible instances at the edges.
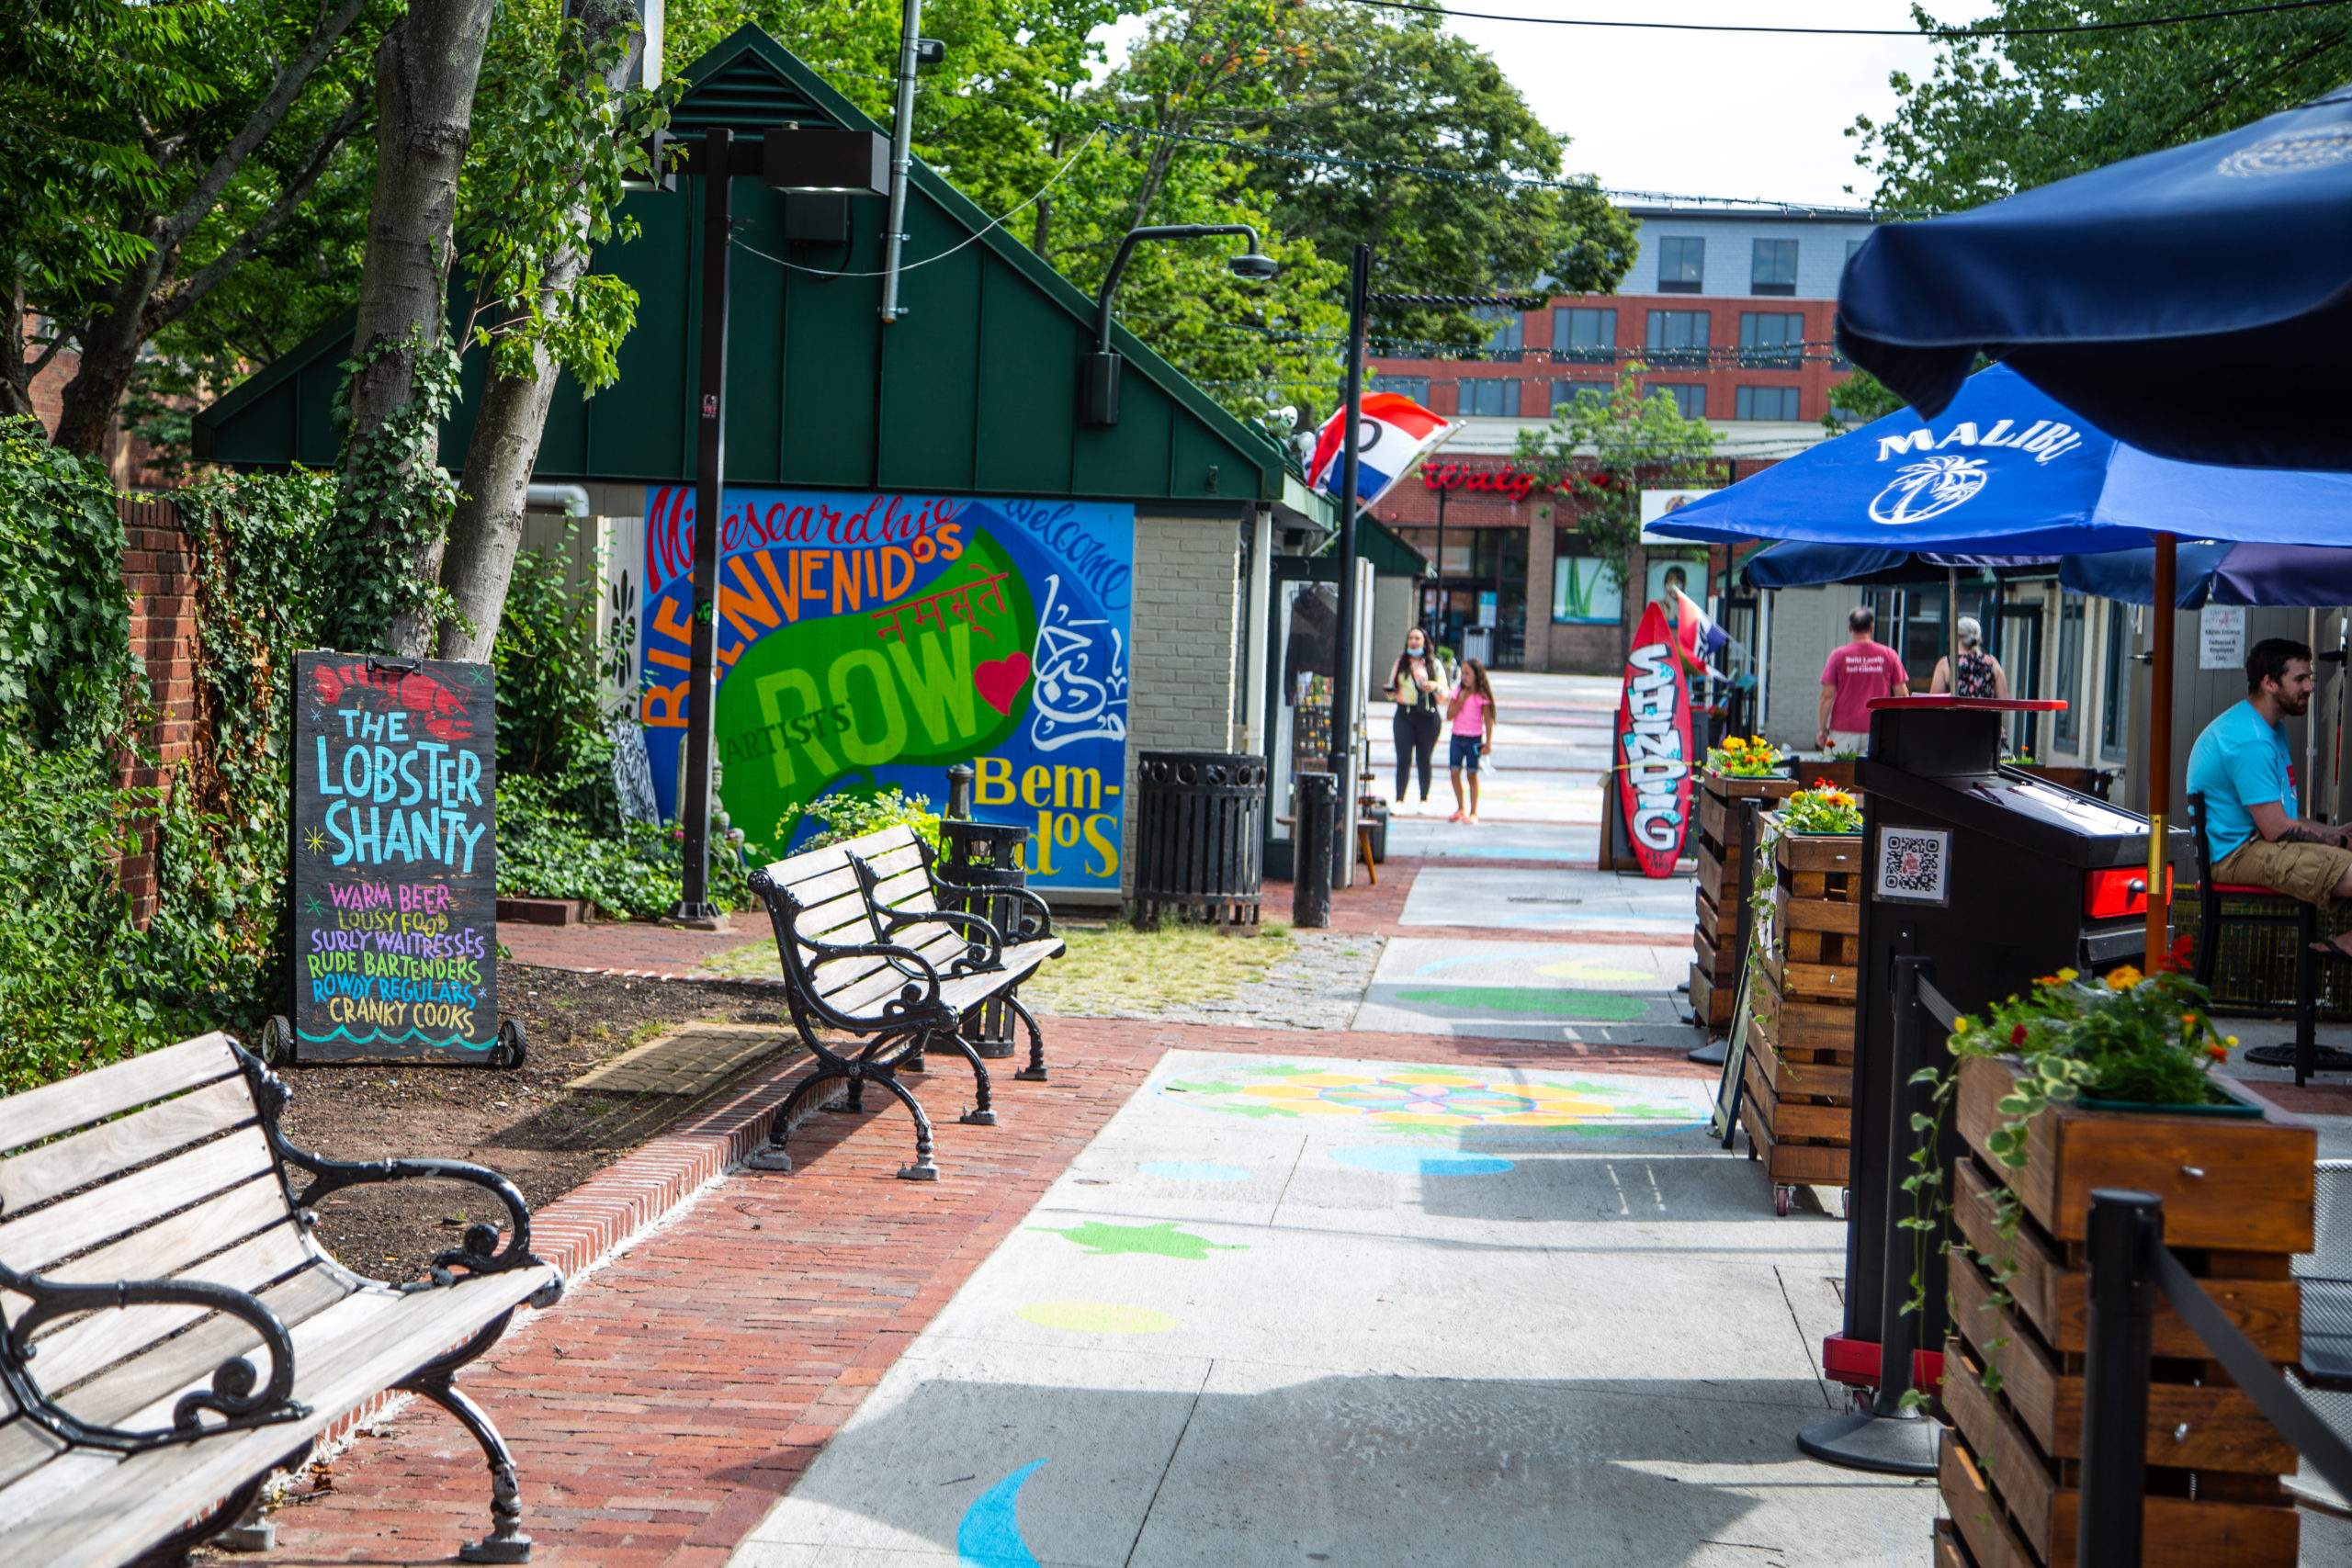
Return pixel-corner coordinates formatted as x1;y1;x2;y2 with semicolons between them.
786;863;935;943
0;1128;277;1276
0;1262;557;1568
28;1221;322;1394
0;1077;259;1217
765;824;922;888
0;1035;242;1157
937;939;1063;1010
33;1174;290;1292
0;1416;62;1494
776;848;928;908
821;929;978;1014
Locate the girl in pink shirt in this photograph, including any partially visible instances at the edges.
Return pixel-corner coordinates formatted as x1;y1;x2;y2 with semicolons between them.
1446;660;1498;823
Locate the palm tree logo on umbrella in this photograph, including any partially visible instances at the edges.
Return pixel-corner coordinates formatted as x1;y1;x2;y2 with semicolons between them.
1870;455;1989;525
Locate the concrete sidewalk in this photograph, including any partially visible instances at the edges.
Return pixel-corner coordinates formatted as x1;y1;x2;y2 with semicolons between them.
726;1048;1931;1567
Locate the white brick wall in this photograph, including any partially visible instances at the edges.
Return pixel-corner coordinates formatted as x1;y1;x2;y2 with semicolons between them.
1115;513;1244;896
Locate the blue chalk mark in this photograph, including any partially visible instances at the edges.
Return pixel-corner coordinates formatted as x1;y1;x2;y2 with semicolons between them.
1138;1160;1251;1183
958;1457;1046;1567
1330;1147;1515;1175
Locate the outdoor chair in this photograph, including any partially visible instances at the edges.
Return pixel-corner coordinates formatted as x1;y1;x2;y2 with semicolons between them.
2186;791;2333;1086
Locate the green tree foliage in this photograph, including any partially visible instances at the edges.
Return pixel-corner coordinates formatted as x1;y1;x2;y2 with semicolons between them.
1;0;387;455
1515;365;1722;583
1853;1;2352;212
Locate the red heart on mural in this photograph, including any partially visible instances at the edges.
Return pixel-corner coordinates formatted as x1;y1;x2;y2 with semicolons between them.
974;651;1032;715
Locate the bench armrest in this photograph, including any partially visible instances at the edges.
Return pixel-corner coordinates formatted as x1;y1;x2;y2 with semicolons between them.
931;876;1056;943
0;1262;309;1451
801;934;949;1025
233;1039;548;1290
872;902;1003;976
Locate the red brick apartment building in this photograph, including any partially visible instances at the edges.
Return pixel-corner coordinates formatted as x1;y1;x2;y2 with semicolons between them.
1365;205;1878;673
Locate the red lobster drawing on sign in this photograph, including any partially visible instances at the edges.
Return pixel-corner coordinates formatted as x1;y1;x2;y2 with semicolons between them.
310;660;477;742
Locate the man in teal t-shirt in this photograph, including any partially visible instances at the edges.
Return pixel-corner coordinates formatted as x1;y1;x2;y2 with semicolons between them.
2186;637;2352;955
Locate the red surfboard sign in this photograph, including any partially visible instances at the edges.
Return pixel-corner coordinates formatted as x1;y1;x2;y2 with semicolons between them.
1615;601;1694;878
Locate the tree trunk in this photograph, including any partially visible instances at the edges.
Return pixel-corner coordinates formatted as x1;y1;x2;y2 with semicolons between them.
340;0;492;458
51;258;165;457
422;0;645;663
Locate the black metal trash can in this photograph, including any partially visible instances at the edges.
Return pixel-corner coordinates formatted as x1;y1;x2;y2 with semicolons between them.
1132;750;1266;928
937;813;1032;1059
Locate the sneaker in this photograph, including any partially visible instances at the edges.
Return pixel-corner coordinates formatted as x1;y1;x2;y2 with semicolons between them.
1448;809;1465;823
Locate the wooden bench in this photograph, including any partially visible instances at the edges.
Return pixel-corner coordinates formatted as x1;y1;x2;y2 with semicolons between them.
746;823;1065;1181
0;1033;562;1566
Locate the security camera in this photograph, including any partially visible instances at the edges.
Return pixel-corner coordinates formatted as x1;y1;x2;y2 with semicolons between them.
1227;250;1281;282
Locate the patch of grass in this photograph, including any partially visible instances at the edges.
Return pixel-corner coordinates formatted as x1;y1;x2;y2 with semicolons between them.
1026;920;1294;1014
694;919;1295;1015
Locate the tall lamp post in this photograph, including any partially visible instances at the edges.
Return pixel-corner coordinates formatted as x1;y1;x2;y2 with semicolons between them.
665;123;891;925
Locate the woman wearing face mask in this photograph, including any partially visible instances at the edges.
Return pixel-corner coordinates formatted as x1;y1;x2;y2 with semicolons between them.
1388;627;1449;812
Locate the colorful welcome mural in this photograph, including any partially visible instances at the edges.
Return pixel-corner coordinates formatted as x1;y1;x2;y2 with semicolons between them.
637;486;1135;893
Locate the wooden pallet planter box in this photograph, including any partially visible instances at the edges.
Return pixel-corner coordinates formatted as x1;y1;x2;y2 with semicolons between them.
1934;1055;2313;1567
1692;924;1737;984
1733;818;1866;1202
1690;774;1796;1006
1689;961;1733;1032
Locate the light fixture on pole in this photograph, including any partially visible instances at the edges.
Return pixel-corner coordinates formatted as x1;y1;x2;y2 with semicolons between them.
664;121;890;926
1081;223;1279;425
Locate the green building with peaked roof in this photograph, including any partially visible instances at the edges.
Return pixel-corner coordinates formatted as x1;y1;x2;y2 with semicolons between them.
191;28;1442;901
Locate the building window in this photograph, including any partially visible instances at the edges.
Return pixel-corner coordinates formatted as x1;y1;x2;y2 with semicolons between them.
1458;378;1521;417
1657;236;1704;293
1553;547;1624;625
1735;385;1802;421
1645;309;1710;366
1476;305;1524;359
2100;606;2133;761
1372;374;1430;402
1552;306;1616;363
1751;238;1798;296
1551;379;1613;414
2052;592;2086;750
1737;311;1804;368
1654;383;1707;420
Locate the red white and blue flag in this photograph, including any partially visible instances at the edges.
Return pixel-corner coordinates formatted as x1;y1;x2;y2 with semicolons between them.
1306;392;1452;508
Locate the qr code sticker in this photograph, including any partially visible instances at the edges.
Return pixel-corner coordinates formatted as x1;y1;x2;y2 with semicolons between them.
1875;826;1951;905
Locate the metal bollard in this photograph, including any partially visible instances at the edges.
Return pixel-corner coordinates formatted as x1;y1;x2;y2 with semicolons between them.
1795;953;1943;1476
2078;1189;2161;1568
1293;772;1336;929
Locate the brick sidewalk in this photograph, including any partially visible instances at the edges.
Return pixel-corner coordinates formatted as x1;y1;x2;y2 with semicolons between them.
244;1017;1700;1567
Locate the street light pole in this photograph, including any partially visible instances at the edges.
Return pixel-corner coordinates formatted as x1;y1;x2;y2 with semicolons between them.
671;124;734;926
1326;243;1372;869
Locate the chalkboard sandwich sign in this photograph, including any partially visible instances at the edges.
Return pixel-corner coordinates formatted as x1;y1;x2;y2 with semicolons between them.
266;650;524;1067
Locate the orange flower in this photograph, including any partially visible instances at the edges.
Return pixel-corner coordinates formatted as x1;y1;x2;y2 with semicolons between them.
2207;1043;2231;1061
2103;964;2143;991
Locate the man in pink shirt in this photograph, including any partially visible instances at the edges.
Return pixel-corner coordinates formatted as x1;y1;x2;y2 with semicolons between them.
1817;606;1910;754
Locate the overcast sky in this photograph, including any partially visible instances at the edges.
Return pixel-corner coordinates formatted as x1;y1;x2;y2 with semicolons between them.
1101;3;1983;209
1436;0;1971;208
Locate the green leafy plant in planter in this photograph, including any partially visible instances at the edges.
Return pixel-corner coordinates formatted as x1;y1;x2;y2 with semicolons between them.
1744;784;1866;1037
1898;943;2234;1404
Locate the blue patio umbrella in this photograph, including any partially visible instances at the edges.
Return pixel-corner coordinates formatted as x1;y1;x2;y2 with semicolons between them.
1649;364;2352;971
1837;85;2352;472
1648;365;2352;553
2060;540;2352;608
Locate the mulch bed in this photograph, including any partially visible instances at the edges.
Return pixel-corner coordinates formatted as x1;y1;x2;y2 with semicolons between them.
277;964;805;1281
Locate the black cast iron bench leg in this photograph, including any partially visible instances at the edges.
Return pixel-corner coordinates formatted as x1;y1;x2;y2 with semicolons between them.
395;1308;547;1564
927;1025;996;1126
1004;993;1048;1083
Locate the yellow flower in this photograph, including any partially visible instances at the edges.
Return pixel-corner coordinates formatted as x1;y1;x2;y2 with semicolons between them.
1952;1016;1972;1034
2056;967;2079;984
1725;738;1748;751
2103;964;2143;991
2226;1034;2241;1047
